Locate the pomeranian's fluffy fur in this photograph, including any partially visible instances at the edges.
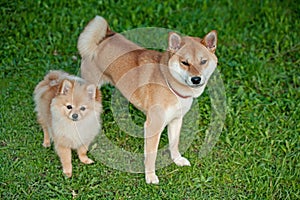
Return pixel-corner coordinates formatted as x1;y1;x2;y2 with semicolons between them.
34;70;102;177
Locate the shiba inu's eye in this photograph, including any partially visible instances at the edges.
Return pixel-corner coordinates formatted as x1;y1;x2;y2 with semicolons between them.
80;106;86;111
200;60;207;65
66;105;72;110
181;61;190;66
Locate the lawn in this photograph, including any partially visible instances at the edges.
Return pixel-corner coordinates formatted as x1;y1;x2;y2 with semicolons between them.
1;0;299;199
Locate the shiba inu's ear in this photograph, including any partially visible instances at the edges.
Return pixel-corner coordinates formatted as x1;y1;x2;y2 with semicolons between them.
60;80;73;95
87;84;101;101
168;32;182;53
201;30;217;54
106;26;115;37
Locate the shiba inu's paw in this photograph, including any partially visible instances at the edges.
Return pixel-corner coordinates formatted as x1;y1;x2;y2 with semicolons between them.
174;156;191;166
146;173;159;184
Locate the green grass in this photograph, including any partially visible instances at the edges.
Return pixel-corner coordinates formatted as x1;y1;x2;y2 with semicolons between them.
1;0;299;199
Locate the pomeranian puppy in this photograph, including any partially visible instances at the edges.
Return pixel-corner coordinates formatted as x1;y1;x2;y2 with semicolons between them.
34;70;102;177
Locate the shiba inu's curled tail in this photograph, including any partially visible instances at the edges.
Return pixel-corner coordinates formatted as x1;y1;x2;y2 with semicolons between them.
77;16;108;59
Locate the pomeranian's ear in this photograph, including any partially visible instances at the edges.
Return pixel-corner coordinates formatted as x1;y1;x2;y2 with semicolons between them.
59;80;73;95
168;32;182;53
201;30;217;54
87;84;101;101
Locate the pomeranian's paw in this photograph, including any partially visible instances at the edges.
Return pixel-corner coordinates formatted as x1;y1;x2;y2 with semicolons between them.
145;172;159;184
63;170;72;178
80;157;94;164
42;141;51;148
174;156;191;166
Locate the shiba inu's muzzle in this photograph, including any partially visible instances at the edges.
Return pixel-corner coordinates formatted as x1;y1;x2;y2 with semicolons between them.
186;75;206;87
191;76;201;84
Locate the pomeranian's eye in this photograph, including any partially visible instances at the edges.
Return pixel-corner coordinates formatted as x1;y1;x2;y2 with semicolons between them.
66;105;72;110
80;106;86;111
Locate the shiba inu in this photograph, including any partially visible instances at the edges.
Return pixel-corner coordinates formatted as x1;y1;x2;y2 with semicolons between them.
78;16;218;184
34;70;102;177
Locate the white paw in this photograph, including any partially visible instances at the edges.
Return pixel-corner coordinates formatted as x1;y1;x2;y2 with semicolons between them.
63;170;72;178
42;142;51;148
145;173;159;184
173;156;191;166
81;158;94;164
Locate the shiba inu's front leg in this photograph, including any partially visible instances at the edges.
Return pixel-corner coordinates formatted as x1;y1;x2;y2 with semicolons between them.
168;117;191;166
144;133;161;184
56;145;72;177
144;107;165;184
77;145;94;164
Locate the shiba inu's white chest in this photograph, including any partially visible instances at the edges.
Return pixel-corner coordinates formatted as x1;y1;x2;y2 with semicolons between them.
166;97;193;122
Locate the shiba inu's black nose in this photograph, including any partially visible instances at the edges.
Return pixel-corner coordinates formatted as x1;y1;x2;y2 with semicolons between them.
72;113;78;120
191;76;201;85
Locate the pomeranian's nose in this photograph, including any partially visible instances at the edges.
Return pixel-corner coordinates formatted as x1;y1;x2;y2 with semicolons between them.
72;113;79;121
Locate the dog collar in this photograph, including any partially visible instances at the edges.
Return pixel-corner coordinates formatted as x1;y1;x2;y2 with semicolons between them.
166;81;192;99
